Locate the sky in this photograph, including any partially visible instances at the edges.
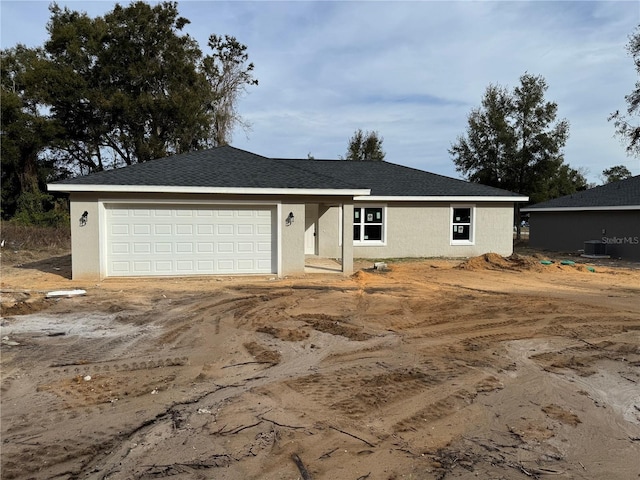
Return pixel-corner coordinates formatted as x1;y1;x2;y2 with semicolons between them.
2;1;639;185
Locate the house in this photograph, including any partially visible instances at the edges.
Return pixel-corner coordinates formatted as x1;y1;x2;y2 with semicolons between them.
48;146;528;280
521;175;640;261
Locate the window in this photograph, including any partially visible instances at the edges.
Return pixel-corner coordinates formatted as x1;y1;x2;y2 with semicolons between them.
451;205;474;244
354;206;384;243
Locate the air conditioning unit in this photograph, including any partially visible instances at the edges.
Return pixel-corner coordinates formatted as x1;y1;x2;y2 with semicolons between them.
584;240;606;256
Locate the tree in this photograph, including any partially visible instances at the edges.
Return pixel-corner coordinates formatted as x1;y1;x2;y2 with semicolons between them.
344;129;385;161
609;25;640;157
0;46;64;221
1;2;258;223
450;73;586;203
602;165;633;183
40;1;257;173
448;84;515;186
450;73;587;237
203;34;258;146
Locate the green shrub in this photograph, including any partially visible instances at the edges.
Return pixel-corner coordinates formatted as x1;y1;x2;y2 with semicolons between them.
12;192;69;227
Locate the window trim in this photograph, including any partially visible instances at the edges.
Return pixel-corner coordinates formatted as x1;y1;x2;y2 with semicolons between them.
353;205;387;246
450;204;475;245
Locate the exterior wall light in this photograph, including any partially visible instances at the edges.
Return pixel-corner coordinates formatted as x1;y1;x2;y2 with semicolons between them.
286;212;295;226
79;211;88;227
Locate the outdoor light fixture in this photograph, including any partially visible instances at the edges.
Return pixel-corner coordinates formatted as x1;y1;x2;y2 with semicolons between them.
79;211;88;227
286;211;295;226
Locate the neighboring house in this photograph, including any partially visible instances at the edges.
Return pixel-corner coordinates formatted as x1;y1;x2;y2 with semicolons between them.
48;146;528;280
522;175;640;261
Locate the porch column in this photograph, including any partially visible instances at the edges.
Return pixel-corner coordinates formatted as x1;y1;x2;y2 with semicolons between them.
341;202;354;275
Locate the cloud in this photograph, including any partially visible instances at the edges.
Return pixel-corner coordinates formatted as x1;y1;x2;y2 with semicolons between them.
2;0;638;183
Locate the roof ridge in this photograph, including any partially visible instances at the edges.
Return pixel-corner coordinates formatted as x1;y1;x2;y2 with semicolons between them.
271;158;367;189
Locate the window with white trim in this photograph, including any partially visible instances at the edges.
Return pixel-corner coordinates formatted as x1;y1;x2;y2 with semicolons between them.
354;206;385;243
451;205;474;244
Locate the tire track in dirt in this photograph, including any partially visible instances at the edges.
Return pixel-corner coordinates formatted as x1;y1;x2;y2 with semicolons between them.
2;256;639;479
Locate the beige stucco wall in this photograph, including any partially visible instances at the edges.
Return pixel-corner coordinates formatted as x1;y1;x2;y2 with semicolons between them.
66;193;358;279
473;203;516;256
279;202;306;275
69;193;102;281
65;193;514;279
351;202;515;259
340;203;354;274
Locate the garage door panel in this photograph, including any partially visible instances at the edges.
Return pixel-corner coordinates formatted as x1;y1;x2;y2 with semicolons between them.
155;225;172;235
197;242;214;253
176;242;193;253
133;224;151;235
217;242;234;253
155;261;172;272
155;243;172;253
111;261;129;273
237;259;255;271
106;205;275;276
237;242;254;253
257;224;271;235
133;243;151;254
176;260;194;271
237;225;254;235
133;261;152;273
197;225;213;235
257;258;272;269
111;224;129;235
111;243;129;254
257;242;272;252
176;224;192;235
217;259;234;271
198;260;214;270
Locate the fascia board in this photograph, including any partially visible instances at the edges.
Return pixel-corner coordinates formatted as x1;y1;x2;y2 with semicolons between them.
522;205;640;212
48;184;371;196
354;195;529;202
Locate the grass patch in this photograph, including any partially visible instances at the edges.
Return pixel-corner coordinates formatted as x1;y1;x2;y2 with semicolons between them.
1;221;70;251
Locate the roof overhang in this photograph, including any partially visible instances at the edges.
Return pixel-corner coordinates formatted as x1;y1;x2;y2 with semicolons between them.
47;184;371;197
354;195;529;202
522;205;640;212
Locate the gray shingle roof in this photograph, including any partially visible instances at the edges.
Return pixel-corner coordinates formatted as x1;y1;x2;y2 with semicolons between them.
524;175;640;210
52;145;525;198
274;158;523;197
53;146;360;190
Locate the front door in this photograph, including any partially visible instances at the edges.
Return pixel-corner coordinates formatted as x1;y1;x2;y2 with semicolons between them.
305;204;318;255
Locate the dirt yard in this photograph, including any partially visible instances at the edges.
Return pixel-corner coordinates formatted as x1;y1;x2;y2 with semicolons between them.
1;249;639;480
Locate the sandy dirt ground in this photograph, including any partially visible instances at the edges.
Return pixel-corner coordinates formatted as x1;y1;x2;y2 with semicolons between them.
1;248;639;480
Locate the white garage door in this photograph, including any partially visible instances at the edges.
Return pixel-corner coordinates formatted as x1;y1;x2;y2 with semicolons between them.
105;204;275;276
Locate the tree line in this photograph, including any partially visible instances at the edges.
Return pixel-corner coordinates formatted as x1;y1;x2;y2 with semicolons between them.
350;25;639;199
1;4;637;226
452;23;640;197
1;1;257;223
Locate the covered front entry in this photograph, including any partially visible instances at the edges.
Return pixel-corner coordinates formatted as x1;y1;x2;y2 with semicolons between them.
104;204;276;276
301;202;355;274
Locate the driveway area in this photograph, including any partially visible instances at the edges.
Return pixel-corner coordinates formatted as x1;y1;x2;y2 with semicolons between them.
1;250;639;479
